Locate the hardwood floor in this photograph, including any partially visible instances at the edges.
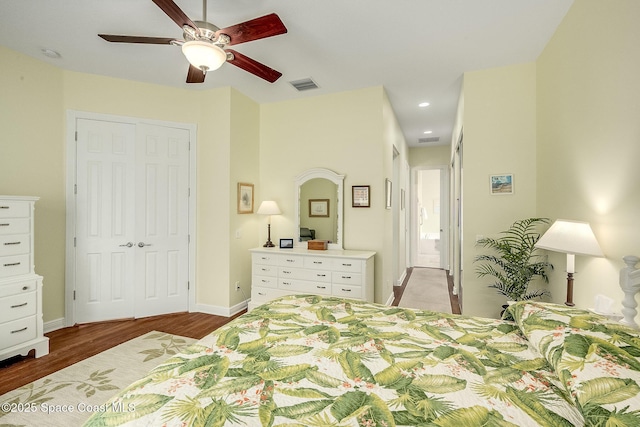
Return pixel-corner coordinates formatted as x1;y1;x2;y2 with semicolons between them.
0;311;244;396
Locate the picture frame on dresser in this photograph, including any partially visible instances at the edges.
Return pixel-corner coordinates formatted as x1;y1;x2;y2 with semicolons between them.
279;239;294;249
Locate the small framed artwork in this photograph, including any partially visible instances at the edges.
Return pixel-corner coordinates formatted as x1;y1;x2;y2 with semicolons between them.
352;185;370;207
385;178;392;209
309;199;330;217
279;238;294;249
490;174;514;195
237;183;254;213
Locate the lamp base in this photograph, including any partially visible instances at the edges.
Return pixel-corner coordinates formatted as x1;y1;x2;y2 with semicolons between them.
263;223;275;247
565;272;575;306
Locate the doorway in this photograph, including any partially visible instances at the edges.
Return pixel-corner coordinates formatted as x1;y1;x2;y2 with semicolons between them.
411;167;449;269
65;112;196;325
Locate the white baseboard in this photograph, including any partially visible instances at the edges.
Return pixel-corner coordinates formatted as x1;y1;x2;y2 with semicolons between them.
385;292;395;306
395;270;407;286
44;317;66;333
192;299;248;317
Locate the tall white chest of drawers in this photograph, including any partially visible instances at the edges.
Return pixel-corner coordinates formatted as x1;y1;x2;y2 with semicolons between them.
249;247;375;311
0;196;49;361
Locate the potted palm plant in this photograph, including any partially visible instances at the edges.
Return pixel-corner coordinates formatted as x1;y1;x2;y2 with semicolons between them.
474;217;553;307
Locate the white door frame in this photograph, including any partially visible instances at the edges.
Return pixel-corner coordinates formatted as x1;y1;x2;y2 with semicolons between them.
410;165;450;270
64;110;197;326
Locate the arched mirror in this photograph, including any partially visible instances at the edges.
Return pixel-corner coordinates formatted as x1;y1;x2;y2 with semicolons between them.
295;168;344;249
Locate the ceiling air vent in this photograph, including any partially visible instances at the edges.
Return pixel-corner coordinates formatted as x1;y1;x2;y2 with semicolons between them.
289;78;319;91
418;137;440;144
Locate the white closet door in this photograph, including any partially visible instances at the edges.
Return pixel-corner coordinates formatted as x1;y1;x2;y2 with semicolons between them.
75;119;137;323
74;119;190;323
134;124;190;317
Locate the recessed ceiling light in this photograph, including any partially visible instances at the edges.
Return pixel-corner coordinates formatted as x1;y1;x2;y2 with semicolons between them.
41;48;61;59
418;102;430;107
423;130;433;134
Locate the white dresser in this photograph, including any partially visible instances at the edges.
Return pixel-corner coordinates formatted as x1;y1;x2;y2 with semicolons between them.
249;247;375;310
0;196;49;361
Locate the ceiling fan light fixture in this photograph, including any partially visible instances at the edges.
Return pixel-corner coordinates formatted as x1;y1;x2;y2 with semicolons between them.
181;40;226;72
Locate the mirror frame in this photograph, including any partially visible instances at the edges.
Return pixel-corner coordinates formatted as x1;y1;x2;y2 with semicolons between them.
294;168;344;249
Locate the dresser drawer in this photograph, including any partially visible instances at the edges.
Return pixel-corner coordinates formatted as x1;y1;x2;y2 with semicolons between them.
251;286;291;305
0;201;30;219
0;279;38;298
332;258;362;273
278;254;304;267
279;267;331;283
252;253;279;266
304;256;332;270
0;316;37;349
0;218;30;235
252;275;278;289
332;271;362;286
0;234;30;257
0;291;36;323
332;284;362;299
279;278;331;295
253;264;278;277
0;254;30;278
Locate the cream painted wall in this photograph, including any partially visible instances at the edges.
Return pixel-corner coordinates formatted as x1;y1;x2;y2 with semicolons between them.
409;145;451;168
228;89;260;307
536;0;640;318
461;62;539;318
0;46;65;322
260;87;407;303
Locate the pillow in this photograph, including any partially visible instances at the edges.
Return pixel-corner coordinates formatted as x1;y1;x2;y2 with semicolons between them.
506;301;640;424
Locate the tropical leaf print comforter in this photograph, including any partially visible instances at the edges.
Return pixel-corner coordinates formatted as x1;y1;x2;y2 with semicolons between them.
84;296;587;426
506;301;640;426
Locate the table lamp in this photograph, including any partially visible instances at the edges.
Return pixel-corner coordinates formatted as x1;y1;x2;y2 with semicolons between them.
257;201;281;247
535;219;603;306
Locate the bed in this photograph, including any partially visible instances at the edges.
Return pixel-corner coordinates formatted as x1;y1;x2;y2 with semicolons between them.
83;291;640;426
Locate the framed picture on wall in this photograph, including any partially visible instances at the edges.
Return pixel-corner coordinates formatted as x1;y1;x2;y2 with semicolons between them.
489;174;514;195
237;183;254;213
309;199;330;217
352;185;370;207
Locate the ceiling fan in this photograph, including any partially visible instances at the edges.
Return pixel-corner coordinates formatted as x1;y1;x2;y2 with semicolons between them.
98;0;287;83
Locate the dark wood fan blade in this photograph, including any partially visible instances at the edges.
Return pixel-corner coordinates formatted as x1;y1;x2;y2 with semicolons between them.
216;13;287;46
99;34;177;44
186;65;206;83
152;0;199;31
226;49;282;83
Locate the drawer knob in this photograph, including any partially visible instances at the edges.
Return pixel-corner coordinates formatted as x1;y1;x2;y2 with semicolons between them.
3;241;21;246
11;302;28;308
283;282;291;286
316;286;326;289
258;292;266;296
343;263;352;267
22;286;29;291
11;327;28;334
342;276;351;279
0;206;9;209
0;223;9;227
286;259;294;262
342;288;352;292
317;274;326;277
3;262;21;267
313;261;322;264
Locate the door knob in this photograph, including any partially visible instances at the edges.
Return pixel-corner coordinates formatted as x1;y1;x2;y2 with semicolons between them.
137;242;152;248
119;242;133;247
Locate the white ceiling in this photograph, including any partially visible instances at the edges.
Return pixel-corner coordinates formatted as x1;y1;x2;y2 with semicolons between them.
0;0;573;147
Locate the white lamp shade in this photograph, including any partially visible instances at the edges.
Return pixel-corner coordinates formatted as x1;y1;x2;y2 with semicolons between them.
181;41;226;72
257;201;281;215
535;219;604;257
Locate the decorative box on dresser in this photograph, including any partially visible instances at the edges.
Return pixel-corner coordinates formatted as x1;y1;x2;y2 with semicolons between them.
249;247;375;311
0;196;49;361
